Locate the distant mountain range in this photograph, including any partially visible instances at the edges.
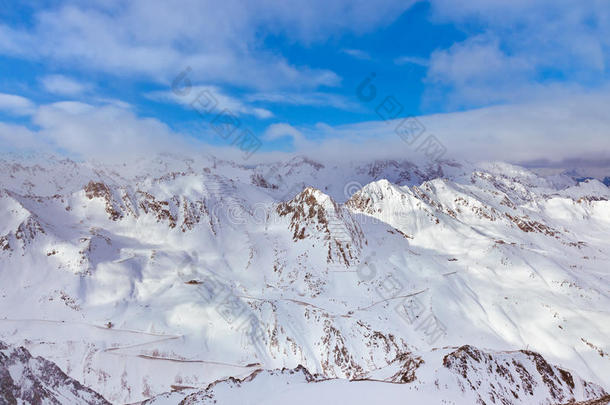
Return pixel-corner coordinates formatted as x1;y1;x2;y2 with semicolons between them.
0;154;608;404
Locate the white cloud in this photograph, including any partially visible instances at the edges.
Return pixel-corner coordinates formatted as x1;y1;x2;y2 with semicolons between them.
41;74;91;96
30;101;191;161
149;86;273;119
0;93;36;116
423;0;610;109
1;88;609;166
263;123;304;144
0;98;258;162
0;1;413;90
0;122;40;150
424;35;535;108
279;88;610;165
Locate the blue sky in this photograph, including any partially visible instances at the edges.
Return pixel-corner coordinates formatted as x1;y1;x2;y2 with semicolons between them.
0;0;609;164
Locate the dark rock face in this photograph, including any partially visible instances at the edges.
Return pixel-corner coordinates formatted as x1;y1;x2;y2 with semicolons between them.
0;341;110;405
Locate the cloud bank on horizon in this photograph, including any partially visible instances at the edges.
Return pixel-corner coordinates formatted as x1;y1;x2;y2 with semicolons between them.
0;0;609;166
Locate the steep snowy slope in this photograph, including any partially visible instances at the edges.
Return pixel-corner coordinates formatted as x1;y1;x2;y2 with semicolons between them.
0;154;608;403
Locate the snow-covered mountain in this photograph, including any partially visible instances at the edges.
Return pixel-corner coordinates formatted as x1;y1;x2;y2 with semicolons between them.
0;340;110;404
0;154;608;404
143;348;608;405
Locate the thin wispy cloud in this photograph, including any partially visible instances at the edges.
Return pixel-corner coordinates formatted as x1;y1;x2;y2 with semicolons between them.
41;75;91;96
246;92;360;111
394;55;428;66
342;49;372;60
148;85;273;119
